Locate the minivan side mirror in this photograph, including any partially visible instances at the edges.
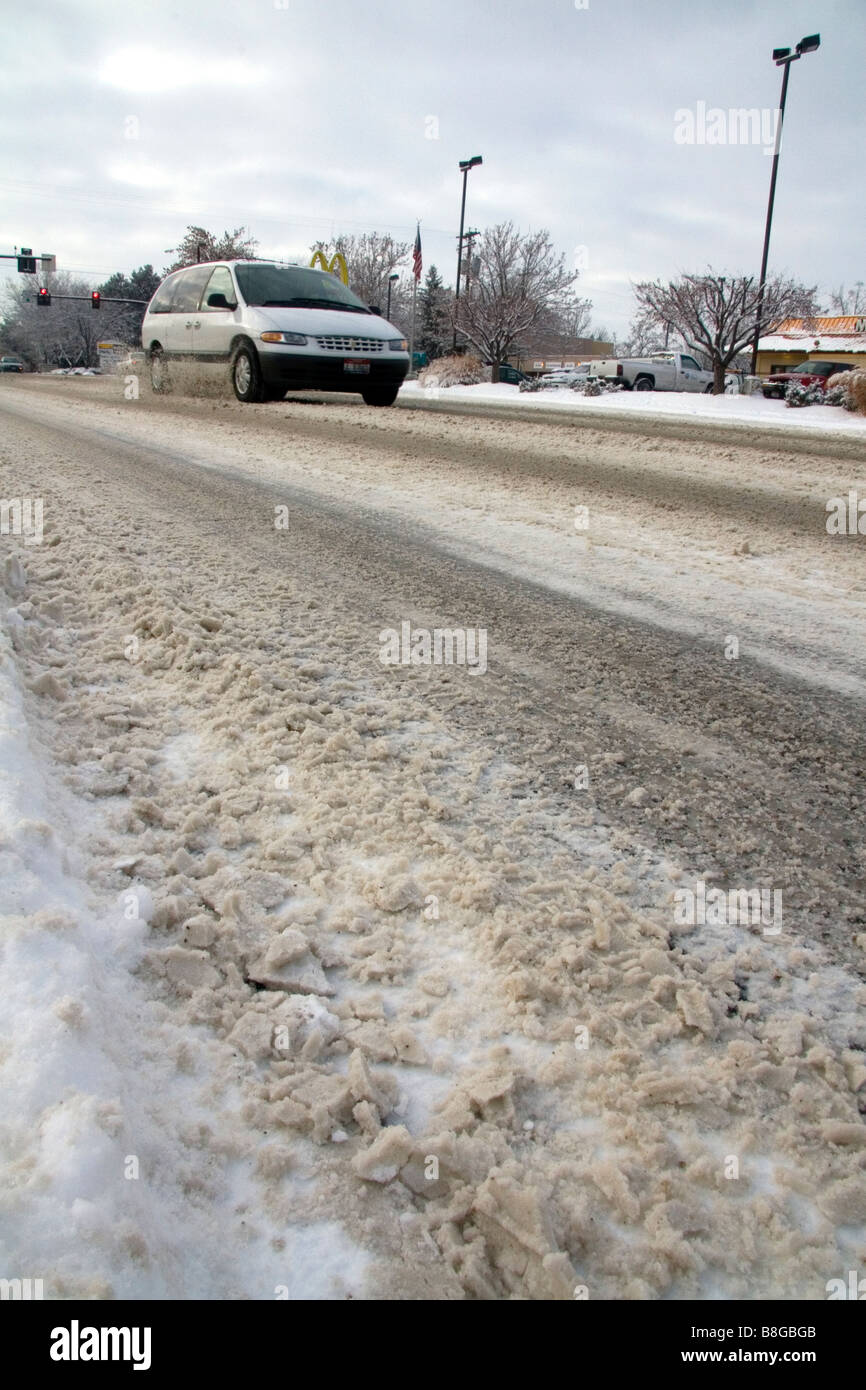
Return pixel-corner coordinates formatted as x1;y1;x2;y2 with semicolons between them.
368;305;382;315
207;292;237;310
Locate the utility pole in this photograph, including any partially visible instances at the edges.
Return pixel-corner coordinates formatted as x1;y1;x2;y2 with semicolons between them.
453;155;482;352
462;230;479;296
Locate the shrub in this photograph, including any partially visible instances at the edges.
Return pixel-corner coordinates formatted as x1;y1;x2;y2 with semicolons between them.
824;371;853;409
418;354;484;388
785;381;822;408
848;369;866;415
824;384;848;407
825;371;852;394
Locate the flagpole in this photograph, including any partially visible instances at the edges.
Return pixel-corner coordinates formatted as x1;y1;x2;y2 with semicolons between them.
410;221;420;374
410;279;417;373
409;221;424;374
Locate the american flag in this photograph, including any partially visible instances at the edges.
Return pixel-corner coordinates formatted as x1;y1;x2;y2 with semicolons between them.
412;224;422;282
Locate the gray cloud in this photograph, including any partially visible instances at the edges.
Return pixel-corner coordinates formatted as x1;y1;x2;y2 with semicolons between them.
1;0;862;333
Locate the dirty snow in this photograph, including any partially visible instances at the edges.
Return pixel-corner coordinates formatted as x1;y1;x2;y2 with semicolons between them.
1;375;865;1300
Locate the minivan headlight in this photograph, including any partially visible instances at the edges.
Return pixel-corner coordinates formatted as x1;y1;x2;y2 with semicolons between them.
260;332;308;345
388;338;408;351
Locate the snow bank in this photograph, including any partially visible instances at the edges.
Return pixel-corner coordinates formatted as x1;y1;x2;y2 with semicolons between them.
0;557;367;1299
400;379;866;435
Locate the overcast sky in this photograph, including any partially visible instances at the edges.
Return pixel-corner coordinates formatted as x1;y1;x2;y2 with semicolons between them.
1;0;863;335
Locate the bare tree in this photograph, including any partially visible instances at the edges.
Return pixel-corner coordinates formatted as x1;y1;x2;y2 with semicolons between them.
616;305;670;357
1;271;109;368
310;232;410;309
829;282;865;316
539;296;593;342
635;271;817;392
455;222;580;381
164;226;258;273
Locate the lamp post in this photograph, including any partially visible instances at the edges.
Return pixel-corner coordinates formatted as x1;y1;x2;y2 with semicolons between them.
749;34;820;377
386;272;399;321
453;155;482;351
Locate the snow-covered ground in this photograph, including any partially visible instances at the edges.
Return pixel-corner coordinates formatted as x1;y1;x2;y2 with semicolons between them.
401;378;866;435
0;564;369;1299
1;376;865;1301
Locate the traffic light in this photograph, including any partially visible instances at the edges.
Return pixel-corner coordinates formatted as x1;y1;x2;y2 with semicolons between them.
18;247;36;274
91;291;101;311
37;287;51;307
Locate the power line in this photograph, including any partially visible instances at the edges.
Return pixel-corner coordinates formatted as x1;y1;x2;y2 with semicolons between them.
0;178;454;240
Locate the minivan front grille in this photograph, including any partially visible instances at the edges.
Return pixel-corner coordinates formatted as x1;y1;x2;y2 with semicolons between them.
315;336;384;352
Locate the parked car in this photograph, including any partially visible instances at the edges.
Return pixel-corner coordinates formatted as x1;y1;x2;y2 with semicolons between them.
0;356;25;372
141;260;410;405
535;368;588;389
497;364;530;385
593;351;714;392
761;361;854;400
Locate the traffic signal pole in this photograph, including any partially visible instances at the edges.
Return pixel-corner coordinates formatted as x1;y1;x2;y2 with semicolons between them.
33;294;149;306
1;249;56;272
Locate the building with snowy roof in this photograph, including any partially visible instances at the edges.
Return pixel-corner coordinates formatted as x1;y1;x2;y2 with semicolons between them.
755;316;866;375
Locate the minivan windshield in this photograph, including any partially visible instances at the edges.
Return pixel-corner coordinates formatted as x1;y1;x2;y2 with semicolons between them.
234;264;371;313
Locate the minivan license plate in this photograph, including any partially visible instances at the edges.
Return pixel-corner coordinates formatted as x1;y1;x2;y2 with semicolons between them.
343;359;370;374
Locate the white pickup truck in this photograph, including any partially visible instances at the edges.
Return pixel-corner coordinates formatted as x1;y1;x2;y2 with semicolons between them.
593;351;714;392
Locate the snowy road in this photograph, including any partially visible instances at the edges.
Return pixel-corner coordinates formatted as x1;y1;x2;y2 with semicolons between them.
1;375;865;1300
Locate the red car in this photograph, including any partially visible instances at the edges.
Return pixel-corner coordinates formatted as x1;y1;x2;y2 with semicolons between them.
762;360;853;399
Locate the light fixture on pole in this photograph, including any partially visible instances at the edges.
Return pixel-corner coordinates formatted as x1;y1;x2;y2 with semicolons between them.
453;155;482;350
750;34;820;377
386;272;399;321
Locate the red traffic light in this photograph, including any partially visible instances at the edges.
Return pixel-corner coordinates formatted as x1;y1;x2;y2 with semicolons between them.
37;287;51;306
91;291;101;310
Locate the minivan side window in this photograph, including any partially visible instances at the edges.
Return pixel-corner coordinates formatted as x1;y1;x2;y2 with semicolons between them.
200;266;237;310
149;275;182;314
170;265;214;314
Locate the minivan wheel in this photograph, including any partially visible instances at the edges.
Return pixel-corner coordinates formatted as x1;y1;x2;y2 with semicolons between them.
150;348;171;394
361;384;400;407
231;342;265;402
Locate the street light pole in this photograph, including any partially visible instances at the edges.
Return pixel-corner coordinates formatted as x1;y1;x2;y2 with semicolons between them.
453;155;482;351
750;34;820;377
386;272;399;321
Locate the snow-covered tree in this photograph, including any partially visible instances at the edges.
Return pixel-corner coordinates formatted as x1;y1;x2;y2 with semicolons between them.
615;306;670;357
164;226;258;273
829;282;865;315
310;231;410;310
1;271;108;367
455;222;580;382
634;271;818;393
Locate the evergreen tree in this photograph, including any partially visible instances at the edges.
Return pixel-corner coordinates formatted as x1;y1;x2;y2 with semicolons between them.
417;265;450;360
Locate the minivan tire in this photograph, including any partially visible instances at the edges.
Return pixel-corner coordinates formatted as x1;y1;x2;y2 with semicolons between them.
361;385;400;407
150;347;172;394
231;342;265;403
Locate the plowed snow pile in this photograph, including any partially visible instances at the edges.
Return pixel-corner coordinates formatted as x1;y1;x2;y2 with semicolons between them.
1;383;864;1299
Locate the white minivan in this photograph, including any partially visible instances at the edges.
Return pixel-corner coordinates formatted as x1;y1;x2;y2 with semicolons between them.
141;260;410;406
